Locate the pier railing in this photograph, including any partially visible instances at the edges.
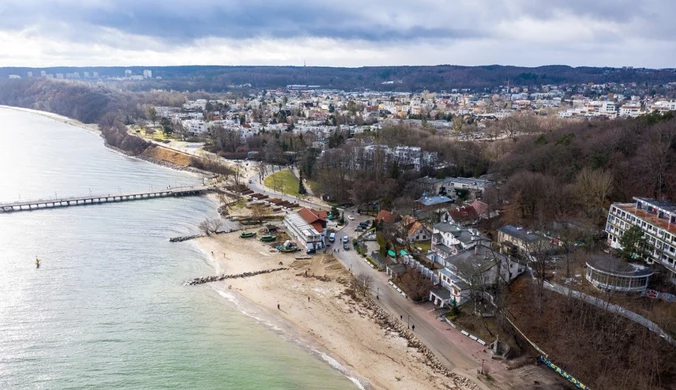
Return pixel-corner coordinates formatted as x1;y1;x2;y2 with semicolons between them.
0;186;212;213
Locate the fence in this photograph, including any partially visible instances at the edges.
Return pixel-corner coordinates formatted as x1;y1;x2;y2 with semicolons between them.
402;255;439;284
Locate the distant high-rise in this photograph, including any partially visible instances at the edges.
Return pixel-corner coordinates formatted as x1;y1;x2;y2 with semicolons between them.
56;73;64;79
40;70;46;77
124;69;132;77
93;71;99;77
84;71;90;78
27;71;33;78
143;69;152;79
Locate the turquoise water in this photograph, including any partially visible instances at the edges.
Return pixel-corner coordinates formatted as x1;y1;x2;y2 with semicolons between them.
0;108;357;389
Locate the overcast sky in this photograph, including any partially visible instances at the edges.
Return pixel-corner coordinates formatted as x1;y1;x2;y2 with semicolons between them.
0;0;674;68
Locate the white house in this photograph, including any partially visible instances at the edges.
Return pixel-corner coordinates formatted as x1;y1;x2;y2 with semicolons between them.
182;119;208;135
283;208;329;251
428;222;486;267
429;244;525;307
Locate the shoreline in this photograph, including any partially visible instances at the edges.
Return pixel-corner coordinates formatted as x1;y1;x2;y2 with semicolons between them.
0;105;100;133
193;232;481;390
0;105;209;180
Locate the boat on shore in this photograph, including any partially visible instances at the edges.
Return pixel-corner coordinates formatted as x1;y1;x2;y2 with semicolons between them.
240;232;256;239
260;235;277;242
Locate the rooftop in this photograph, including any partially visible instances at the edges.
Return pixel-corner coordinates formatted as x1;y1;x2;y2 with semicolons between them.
634;197;676;214
586;255;654;277
497;225;547;244
615;203;676;235
285;212;321;238
418;195;453;207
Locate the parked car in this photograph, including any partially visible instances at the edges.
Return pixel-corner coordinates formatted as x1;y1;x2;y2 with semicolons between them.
355;226;364;232
342;236;349;244
343;243;350;251
307;248;316;254
329;232;336;242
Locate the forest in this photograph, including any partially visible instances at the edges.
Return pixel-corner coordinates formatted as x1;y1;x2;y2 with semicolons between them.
2;64;676;92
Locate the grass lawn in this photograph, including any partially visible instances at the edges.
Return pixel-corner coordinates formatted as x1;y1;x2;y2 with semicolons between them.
412;240;432;252
306;179;320;194
264;170;301;197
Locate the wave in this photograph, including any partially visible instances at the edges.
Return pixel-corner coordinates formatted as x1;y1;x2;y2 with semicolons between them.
212;287;367;390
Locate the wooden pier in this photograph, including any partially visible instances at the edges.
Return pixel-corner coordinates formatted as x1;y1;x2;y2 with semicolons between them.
0;186;212;213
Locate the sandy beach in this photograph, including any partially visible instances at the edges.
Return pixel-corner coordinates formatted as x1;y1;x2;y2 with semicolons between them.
195;231;482;390
0;105;100;133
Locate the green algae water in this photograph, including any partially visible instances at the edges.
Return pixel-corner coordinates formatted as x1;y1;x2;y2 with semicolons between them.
0;107;358;389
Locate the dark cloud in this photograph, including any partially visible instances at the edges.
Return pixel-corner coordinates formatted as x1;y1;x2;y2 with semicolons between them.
0;0;674;52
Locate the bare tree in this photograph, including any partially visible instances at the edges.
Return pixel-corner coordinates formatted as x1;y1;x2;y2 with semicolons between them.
199;218;223;236
353;273;373;297
575;167;613;217
250;204;266;225
523;234;557;313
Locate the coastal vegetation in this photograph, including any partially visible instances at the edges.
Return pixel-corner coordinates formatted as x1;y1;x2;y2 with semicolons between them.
263;170;301;197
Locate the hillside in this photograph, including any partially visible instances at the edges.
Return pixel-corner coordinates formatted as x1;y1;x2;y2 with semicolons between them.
2;65;676;92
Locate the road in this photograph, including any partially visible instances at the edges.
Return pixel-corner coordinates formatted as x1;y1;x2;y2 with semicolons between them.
245;165;489;378
242;164;502;388
332;224;481;372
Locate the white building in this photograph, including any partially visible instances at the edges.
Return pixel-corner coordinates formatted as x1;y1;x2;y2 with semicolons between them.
8;74;21;79
283;208;328;251
429;243;524;307
428;222;486;267
619;102;643;117
606;197;676;283
124;69;132;77
182;119;208;135
143;69;153;79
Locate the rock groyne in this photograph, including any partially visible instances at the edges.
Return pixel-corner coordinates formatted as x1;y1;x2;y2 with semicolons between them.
186;267;288;286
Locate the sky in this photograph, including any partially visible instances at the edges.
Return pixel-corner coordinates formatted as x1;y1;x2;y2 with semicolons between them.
0;0;674;68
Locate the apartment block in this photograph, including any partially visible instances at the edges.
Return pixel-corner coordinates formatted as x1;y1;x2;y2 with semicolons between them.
606;197;676;282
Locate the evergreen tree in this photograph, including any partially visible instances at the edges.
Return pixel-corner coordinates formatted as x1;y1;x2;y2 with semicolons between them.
617;225;649;262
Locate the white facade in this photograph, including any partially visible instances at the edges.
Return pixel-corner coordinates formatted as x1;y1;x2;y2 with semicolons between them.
283;212;326;250
143;69;153;79
619;102;642;117
182;119;208;135
606;198;676;282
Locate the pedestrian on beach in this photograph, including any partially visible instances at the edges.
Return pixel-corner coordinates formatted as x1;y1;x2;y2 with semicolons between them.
277;304;280;310
307;296;310;302
400;315;403;320
412;325;415;331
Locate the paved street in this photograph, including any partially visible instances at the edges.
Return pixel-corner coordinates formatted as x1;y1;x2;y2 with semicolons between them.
244;172;494;381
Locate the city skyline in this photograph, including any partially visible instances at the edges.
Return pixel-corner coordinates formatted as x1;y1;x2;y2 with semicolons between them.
0;0;674;68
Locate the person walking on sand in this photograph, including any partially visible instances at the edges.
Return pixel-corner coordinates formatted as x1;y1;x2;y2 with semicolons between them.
412;325;415;331
35;256;40;269
277;304;280;310
307;296;310;302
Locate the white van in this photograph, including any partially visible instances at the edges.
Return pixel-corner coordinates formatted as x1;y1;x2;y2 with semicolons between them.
329;233;336;242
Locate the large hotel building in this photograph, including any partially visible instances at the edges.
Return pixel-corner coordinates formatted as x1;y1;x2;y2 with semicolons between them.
606;197;676;283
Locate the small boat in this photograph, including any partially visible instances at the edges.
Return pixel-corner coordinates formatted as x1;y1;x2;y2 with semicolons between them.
240;232;257;239
279;247;300;253
260;235;277;242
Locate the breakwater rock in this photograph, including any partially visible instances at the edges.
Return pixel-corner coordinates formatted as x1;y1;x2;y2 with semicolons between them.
186;267;288;286
169;234;204;242
361;298;482;390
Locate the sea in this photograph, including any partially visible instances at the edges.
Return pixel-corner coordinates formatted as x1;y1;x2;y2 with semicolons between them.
0;107;358;389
